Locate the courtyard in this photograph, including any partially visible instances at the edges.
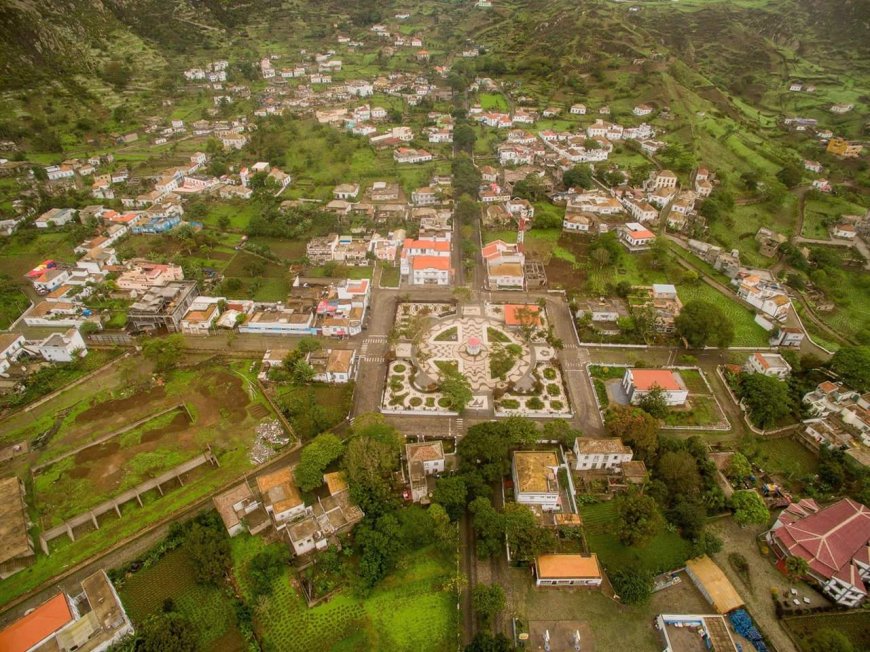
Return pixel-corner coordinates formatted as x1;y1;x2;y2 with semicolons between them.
381;302;571;417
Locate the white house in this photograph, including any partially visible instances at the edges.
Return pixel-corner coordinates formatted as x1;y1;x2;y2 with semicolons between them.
619;222;656;251
37;328;87;362
570;104;587;115
410;256;451;285
573;438;633;471
35;208;76;228
744;352;791;380
512;451;561;512
0;333;26;377
308;348;356;383
633;104;653;116
622;368;688;406
563;212;593;233
406;441;446;502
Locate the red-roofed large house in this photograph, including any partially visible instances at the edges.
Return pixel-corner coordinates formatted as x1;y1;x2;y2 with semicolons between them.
767;498;870;606
622;368;688;406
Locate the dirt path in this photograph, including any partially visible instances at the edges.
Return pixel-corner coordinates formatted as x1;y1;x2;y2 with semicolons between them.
709;518;798;652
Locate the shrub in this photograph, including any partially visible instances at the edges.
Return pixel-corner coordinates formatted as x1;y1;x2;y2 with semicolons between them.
526;397;545;410
543;367;557;380
546;383;560;396
409;397;423;407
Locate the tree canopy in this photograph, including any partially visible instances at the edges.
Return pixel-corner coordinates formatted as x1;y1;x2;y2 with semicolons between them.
604;405;659;464
294;432;344;492
829;346;870;392
731;490;769;526
735;373;793;429
615;492;663;546
675;300;735;348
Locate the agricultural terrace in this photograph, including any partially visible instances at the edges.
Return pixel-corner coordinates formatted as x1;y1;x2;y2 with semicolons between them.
0;353;289;605
232;535;457;652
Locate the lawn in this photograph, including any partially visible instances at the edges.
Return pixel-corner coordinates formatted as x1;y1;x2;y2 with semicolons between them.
801;195;867;240
479;92;509;111
232;535;457;652
0;286;29;328
580;502;693;575
745;436;819;481
677;283;769;346
379;265;400;288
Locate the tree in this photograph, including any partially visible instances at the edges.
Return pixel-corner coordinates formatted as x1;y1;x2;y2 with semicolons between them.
656;451;701;498
137;613;198;652
454;123;477;153
297;336;322;354
398;505;435;547
726;452;752;483
808;629;854;652
736;373;793;429
637;385;669;419
472;584;506;626
829;346;870;392
185;520;231;585
604;405;659;464
776;165;803;189
343;416;402;517
432;476;468;521
611;568;653;605
470;496;504;558
291;359;316;385
248;545;288;597
731;490;769;526
294;433;344;492
141;334;184;372
675;300;735;348
429;503;458;547
441;367;473;412
542;419;581;447
355;513;402;593
503;503;555;560
615;492;662;546
785;555;810;581
464;632;514;652
562;164;593;189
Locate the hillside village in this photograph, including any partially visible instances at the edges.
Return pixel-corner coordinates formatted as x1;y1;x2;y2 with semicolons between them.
0;1;868;651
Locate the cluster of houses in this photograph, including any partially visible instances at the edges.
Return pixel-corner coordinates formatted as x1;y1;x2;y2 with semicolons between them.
322;178;452;226
559;167;715;250
126;275;371;338
214;466;363;557
800;380;870;468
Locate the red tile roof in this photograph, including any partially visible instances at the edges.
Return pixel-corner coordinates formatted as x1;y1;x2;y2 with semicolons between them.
629;369;683;391
504;304;541;327
0;593;73;652
412;256;450;271
773;498;870;582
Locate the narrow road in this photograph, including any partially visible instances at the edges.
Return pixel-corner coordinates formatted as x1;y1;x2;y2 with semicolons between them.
459;511;477;646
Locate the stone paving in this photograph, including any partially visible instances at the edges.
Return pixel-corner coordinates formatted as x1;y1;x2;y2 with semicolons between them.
417;315;533;391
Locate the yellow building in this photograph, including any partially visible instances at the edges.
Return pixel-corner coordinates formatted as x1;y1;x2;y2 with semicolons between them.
826;137;863;158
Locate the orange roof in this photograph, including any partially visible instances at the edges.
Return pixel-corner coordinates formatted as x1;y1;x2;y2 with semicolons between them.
504;304;541;327
413;256;450;271
256;467;302;514
0;593;73;652
626;226;655;239
536;554;601;580
404;238;450;252
629;369;683;391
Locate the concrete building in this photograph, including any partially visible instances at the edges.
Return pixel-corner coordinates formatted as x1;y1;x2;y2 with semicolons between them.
37;328;87;362
744;352;791;379
127;281;198;333
573;438;633;471
0;570;133;652
511;451;561;512
405;441;445;503
622;368;688;406
533;554;602;587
